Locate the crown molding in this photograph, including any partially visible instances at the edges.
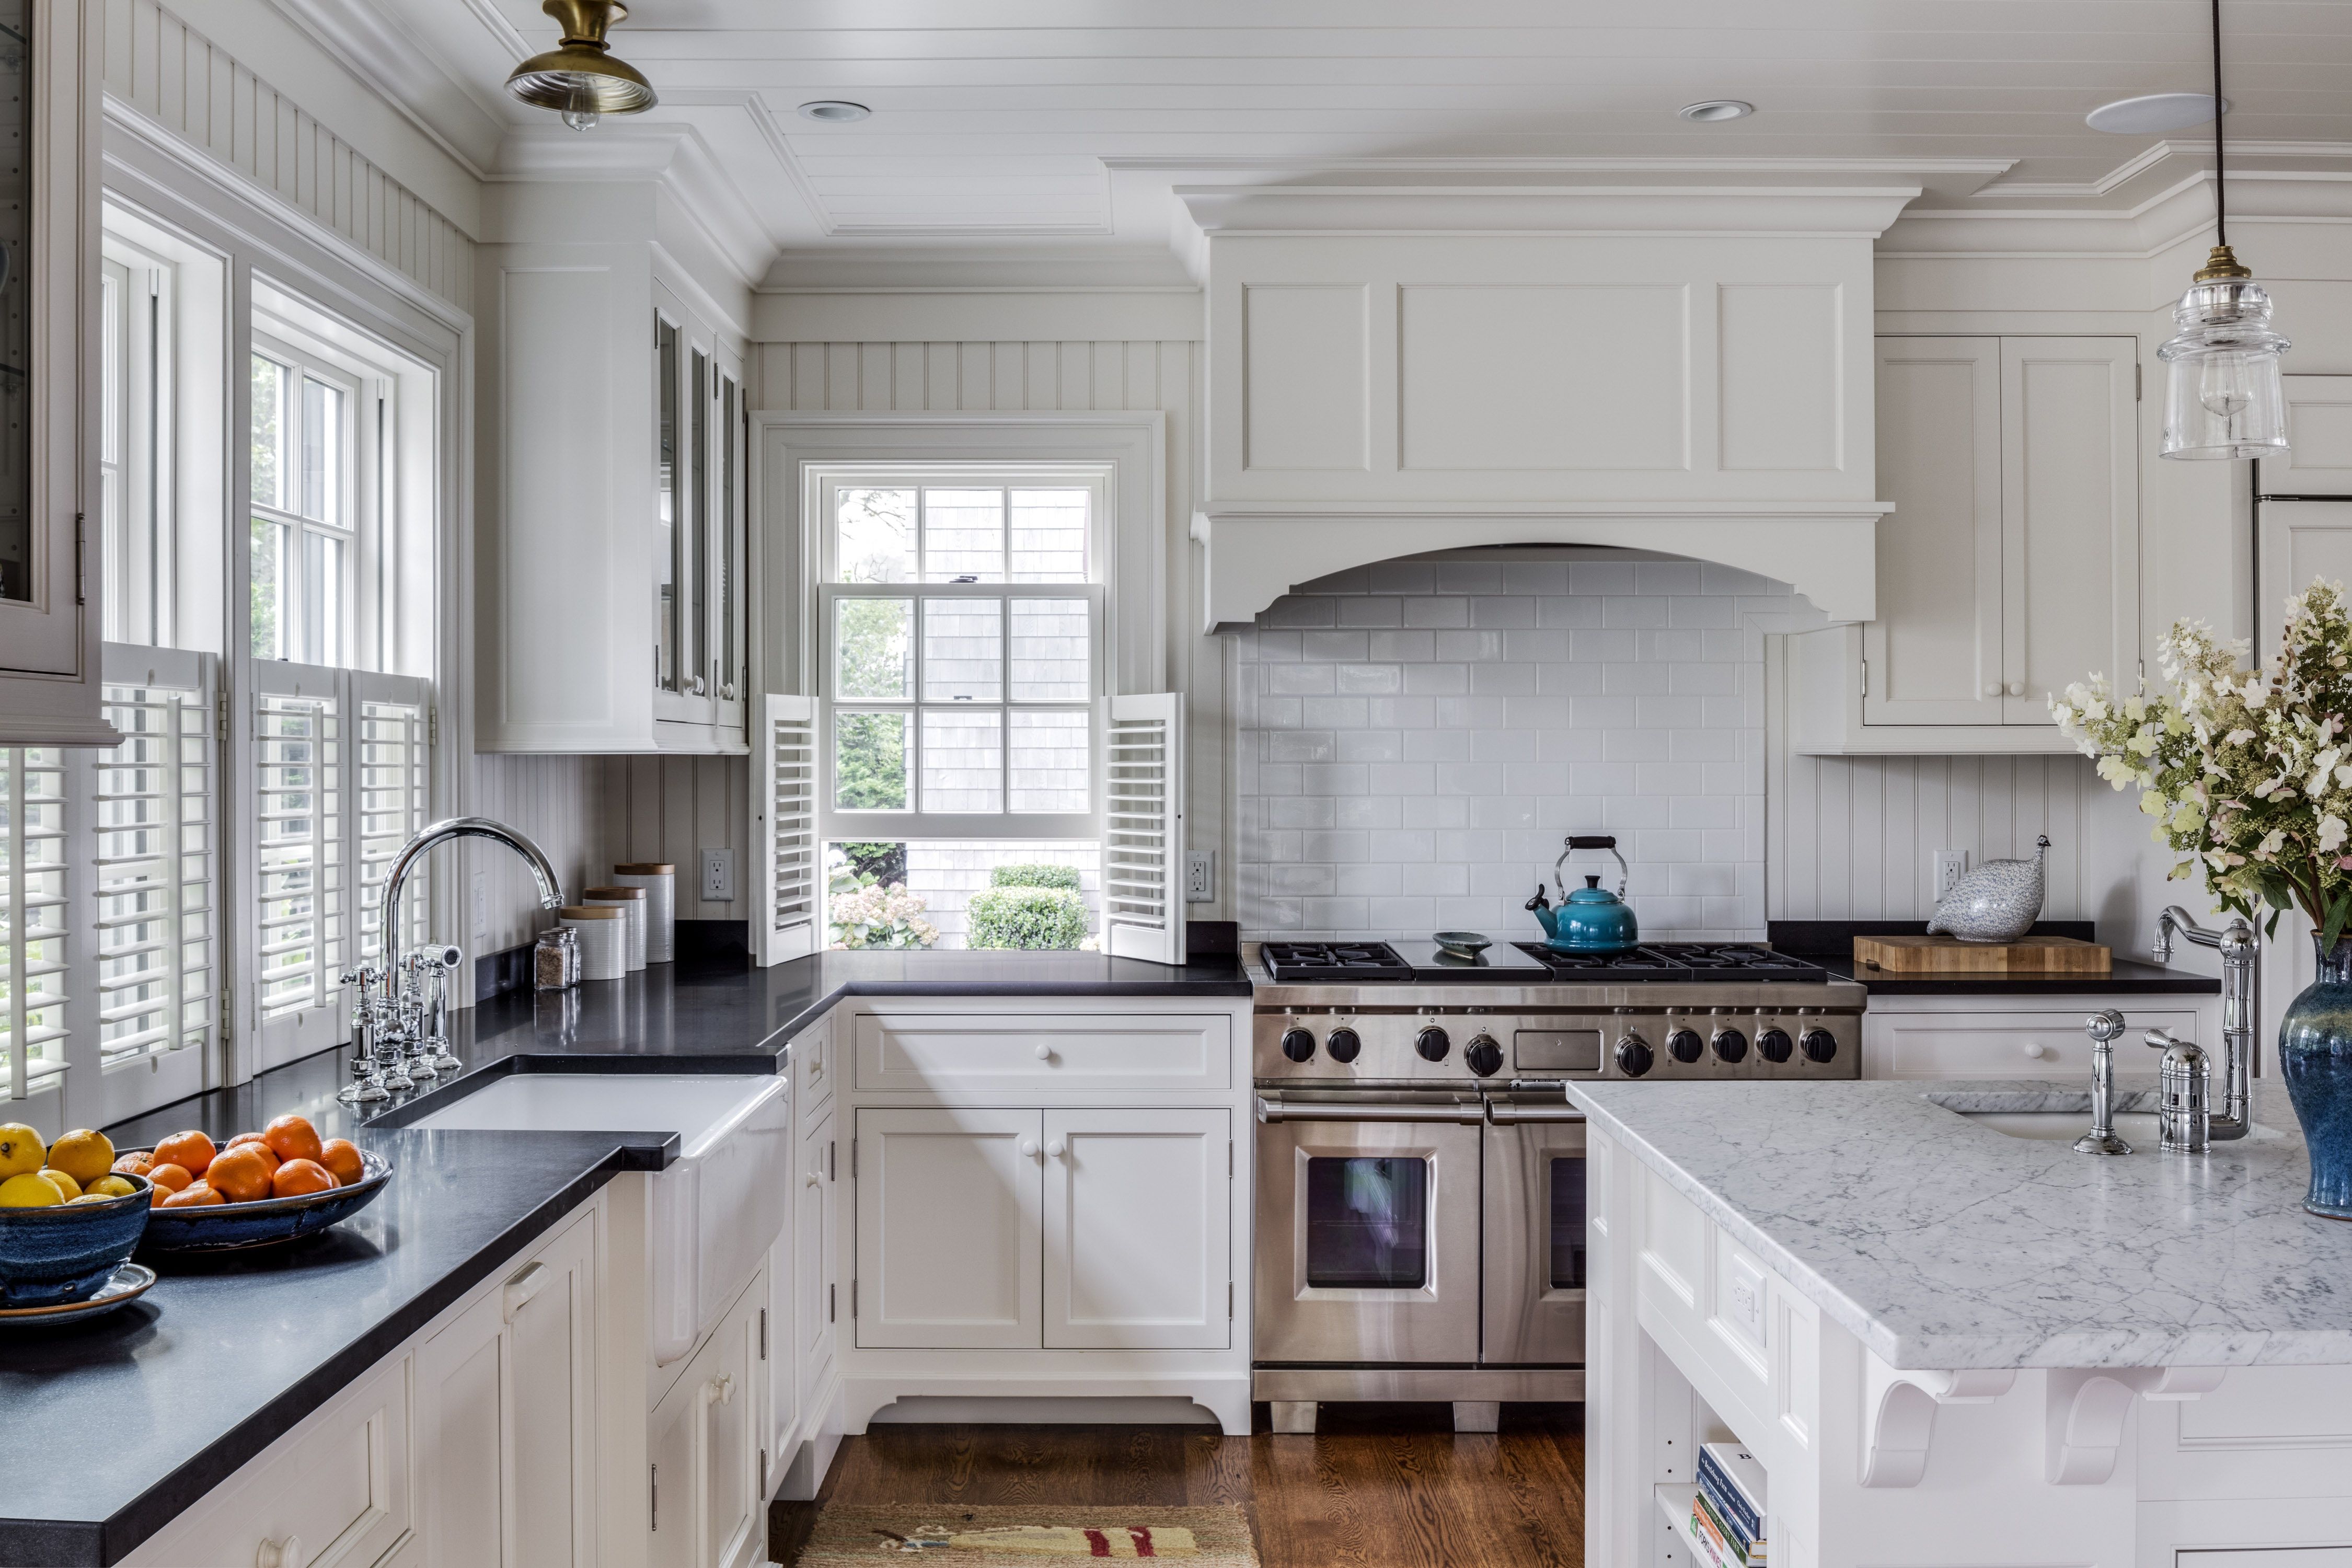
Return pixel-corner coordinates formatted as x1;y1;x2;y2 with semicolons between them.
1883;167;2352;264
1971;139;2352;204
1114;154;2013;202
1175;183;1924;240
490;123;774;292
260;0;507;185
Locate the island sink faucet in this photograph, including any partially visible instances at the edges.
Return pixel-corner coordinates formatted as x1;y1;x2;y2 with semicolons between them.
2153;906;2256;1142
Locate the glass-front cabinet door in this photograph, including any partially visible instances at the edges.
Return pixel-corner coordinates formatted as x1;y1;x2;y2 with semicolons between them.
0;0;105;744
649;285;746;748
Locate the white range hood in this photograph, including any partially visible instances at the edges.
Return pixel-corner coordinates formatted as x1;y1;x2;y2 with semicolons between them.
1186;181;1918;628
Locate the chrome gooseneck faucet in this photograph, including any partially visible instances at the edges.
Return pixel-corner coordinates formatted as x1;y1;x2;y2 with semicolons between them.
338;816;567;1103
2153;906;2257;1142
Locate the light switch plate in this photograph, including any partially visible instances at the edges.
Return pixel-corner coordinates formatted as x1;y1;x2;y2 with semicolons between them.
1933;850;1970;899
1185;850;1215;903
701;847;736;902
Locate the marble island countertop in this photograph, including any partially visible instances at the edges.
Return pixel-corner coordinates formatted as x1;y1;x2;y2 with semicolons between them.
1569;1076;2352;1373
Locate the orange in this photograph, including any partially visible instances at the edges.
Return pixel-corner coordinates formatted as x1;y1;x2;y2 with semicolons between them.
228;1132;281;1172
111;1152;153;1178
263;1115;324;1166
144;1161;193;1194
161;1182;223;1208
317;1139;364;1187
153;1131;217;1179
148;1183;173;1207
205;1145;274;1204
271;1159;334;1199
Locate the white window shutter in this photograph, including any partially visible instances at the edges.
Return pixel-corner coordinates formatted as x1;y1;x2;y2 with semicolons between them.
756;693;818;966
348;671;434;966
1101;693;1184;965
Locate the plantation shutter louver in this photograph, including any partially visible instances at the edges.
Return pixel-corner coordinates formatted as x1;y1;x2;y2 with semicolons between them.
1;745;70;1101
1100;693;1184;966
350;671;432;966
252;662;347;1066
756;693;818;966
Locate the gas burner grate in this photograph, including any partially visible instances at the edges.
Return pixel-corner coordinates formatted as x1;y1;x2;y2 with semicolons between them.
1652;943;1829;981
1514;943;1692;981
1259;941;1415;982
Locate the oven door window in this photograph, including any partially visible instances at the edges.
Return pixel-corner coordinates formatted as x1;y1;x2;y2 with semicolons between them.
1304;1156;1429;1289
1549;1156;1587;1289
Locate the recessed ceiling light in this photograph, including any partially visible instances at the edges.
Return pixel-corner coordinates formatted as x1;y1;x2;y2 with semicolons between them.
1678;100;1754;123
2086;92;2227;134
798;100;870;123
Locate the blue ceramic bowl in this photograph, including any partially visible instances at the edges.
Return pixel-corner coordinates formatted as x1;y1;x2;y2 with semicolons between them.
0;1174;153;1306
134;1148;394;1254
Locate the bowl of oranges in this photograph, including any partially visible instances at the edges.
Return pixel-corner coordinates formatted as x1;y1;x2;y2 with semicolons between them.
122;1114;393;1254
0;1124;154;1306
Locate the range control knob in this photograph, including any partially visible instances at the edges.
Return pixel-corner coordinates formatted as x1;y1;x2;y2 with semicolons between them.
1325;1025;1362;1064
1281;1027;1317;1064
1615;1033;1655;1078
1712;1028;1749;1064
1800;1027;1839;1065
1666;1028;1704;1065
1465;1033;1504;1077
1414;1025;1452;1063
1756;1027;1794;1064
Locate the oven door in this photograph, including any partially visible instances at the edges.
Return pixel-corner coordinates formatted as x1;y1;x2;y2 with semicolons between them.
1481;1096;1587;1366
1253;1091;1484;1366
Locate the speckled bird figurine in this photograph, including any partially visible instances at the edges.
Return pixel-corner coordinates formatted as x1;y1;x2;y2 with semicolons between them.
1925;835;2049;943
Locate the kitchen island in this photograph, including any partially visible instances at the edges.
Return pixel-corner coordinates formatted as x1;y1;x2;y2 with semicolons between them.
1573;1075;2352;1566
0;948;1250;1567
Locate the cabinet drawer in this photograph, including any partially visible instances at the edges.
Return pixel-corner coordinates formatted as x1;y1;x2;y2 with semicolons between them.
853;1014;1231;1093
1871;1009;2201;1080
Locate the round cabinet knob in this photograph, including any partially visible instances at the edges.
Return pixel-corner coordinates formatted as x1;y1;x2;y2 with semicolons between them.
1325;1025;1363;1063
1711;1027;1748;1064
1800;1028;1838;1064
1666;1028;1704;1065
257;1539;304;1568
1281;1027;1318;1064
1615;1034;1655;1078
1985;682;2001;697
1464;1034;1504;1077
1756;1027;1793;1064
1414;1025;1452;1063
1033;1043;1053;1060
1020;1139;1040;1158
1047;1139;1067;1159
2023;1041;2047;1059
2008;681;2025;697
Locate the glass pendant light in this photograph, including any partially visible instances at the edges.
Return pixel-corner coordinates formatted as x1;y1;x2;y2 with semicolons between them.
505;0;657;132
2157;0;2291;459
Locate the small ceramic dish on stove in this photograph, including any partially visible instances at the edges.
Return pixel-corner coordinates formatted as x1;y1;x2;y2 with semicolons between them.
1433;931;1493;960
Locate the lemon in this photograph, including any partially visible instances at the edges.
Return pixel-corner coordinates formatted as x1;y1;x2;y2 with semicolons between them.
84;1175;136;1200
36;1169;80;1201
0;1124;44;1180
0;1172;63;1207
47;1129;112;1186
68;1193;116;1205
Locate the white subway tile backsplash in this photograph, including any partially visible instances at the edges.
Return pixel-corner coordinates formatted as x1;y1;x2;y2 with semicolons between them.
1236;554;1795;941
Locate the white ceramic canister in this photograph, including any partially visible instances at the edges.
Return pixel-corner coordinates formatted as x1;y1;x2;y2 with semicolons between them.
612;862;676;963
582;885;648;971
558;906;628;982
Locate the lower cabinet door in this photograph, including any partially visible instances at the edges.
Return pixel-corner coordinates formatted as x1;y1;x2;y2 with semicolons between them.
1041;1107;1230;1350
797;1108;837;1408
854;1107;1043;1349
647;1270;769;1568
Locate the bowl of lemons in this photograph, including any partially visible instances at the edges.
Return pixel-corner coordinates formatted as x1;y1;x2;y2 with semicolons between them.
0;1124;152;1307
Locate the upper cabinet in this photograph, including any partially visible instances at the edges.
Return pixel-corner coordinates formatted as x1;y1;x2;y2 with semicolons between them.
0;0;104;745
1788;336;2139;755
475;179;751;755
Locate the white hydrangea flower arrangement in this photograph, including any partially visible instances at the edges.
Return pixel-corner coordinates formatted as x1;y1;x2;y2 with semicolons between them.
826;862;940;950
2051;580;2352;947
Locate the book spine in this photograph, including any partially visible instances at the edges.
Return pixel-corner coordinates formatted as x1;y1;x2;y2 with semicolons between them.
1697;1452;1763;1542
1694;1489;1751;1567
1687;1501;1733;1568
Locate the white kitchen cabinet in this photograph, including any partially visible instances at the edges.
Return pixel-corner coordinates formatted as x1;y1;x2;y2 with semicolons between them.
853;1106;1043;1350
1862;999;2210;1081
0;0;107;745
649;1267;769;1568
1789;336;2140;755
1041;1108;1231;1351
798;1105;840;1403
411;1207;599;1568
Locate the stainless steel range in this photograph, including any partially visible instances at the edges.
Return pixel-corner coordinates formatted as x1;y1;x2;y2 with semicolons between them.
1250;938;1864;1433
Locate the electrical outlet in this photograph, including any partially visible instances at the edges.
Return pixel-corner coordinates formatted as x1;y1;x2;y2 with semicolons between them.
701;848;736;903
1933;850;1970;900
1185;849;1215;903
471;871;488;940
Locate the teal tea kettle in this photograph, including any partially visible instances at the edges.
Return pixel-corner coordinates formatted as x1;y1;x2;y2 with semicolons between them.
1526;834;1639;954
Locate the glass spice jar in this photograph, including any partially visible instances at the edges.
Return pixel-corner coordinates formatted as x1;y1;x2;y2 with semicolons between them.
535;929;574;990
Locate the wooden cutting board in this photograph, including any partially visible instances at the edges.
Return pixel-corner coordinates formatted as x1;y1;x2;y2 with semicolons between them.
1853;933;2112;975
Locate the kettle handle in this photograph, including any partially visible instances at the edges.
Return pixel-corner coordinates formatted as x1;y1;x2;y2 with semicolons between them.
1554;836;1629;900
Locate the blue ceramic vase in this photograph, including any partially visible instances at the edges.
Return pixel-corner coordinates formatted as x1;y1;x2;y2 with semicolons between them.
2280;933;2352;1218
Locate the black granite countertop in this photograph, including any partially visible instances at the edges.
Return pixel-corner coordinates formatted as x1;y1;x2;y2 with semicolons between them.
0;948;1248;1565
1767;920;2222;998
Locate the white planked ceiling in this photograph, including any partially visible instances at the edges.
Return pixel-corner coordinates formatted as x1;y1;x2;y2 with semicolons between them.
295;0;2352;274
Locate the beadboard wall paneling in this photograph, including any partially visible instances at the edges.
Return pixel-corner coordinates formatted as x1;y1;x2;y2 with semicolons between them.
608;336;1224;926
469;754;607;954
101;0;472;310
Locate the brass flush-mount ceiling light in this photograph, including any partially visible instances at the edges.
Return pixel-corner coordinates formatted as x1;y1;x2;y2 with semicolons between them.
506;0;656;132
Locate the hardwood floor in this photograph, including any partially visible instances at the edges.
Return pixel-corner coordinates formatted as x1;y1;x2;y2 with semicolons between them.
771;1403;1585;1568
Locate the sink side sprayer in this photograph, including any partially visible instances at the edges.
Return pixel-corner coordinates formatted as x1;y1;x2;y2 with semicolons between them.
2152;906;2256;1142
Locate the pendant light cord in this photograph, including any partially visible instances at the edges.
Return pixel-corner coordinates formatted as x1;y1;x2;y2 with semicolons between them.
2213;0;2228;247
